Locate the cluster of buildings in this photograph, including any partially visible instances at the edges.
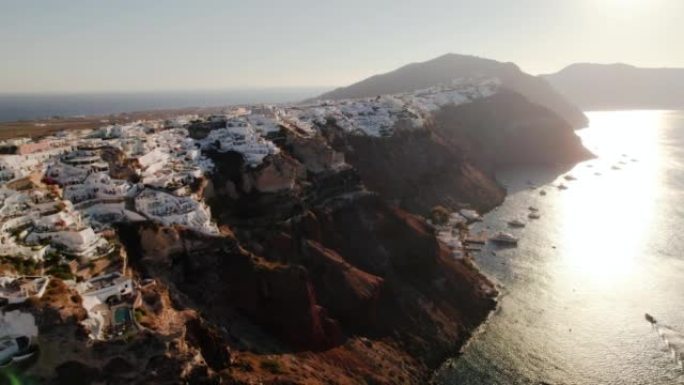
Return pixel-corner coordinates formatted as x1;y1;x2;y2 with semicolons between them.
278;77;500;137
0;77;503;352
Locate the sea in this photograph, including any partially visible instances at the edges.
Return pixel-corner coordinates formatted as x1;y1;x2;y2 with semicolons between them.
0;88;329;123
437;110;684;384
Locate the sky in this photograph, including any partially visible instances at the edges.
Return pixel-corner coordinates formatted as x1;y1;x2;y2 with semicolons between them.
1;0;682;93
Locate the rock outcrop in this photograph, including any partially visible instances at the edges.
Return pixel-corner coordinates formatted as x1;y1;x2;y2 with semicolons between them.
112;190;496;384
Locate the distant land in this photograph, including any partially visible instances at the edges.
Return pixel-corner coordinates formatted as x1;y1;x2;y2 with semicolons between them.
543;63;684;111
316;53;589;129
0;87;331;123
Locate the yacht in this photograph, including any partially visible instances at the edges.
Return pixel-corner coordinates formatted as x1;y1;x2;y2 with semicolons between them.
459;209;481;222
489;232;518;245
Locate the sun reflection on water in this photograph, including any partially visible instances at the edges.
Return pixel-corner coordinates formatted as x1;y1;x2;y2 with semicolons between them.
441;110;684;385
558;111;665;287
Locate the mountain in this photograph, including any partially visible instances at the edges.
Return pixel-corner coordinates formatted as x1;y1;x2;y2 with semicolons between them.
316;53;589;128
543;63;684;110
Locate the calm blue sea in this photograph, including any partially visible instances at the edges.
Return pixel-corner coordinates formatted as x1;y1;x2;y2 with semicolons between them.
0;88;330;122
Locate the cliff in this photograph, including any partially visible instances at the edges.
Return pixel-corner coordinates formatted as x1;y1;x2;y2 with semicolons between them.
8;59;595;385
111;193;496;384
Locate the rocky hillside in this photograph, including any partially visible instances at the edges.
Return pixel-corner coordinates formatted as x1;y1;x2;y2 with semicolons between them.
543;63;684;110
3;66;592;385
317;53;589;128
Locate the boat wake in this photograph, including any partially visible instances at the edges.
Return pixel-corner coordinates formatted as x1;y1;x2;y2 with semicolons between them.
648;315;684;369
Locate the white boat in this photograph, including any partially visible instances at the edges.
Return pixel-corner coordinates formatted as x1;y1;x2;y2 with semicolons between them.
0;336;34;367
489;232;518;245
508;219;526;228
459;209;481;222
0;276;50;306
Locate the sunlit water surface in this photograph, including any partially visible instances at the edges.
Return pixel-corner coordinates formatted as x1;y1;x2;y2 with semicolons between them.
437;110;684;385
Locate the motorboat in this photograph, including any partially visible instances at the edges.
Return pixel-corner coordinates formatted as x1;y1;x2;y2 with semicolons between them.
563;174;577;181
528;212;541;220
508;219;526;228
489;232;518;245
539;190;547;196
557;183;568;190
645;313;657;325
459;209;481;222
528;206;539;212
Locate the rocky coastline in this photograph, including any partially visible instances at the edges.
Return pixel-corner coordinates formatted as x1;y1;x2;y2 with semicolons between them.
0;83;591;384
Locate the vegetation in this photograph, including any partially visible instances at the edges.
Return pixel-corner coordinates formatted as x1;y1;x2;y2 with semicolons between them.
0;256;39;275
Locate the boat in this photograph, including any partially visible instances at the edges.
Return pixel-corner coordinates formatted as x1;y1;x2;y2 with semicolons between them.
563;174;577;181
508;219;526;228
611;165;621;170
0;276;50;306
645;313;657;324
528;206;539;212
557;183;568;190
0;336;34;367
489;232;518;245
459;209;481;222
528;212;541;219
539;190;547;196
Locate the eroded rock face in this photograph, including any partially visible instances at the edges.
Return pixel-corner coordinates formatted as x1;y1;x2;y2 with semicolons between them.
335;129;505;214
287;135;346;173
112;189;496;384
252;155;300;193
431;92;594;169
120;224;343;352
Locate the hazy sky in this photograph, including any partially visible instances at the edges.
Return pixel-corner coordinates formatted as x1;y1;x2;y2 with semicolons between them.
1;0;682;93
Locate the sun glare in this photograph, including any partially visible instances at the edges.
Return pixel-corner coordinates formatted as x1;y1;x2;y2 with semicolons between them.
557;111;664;287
